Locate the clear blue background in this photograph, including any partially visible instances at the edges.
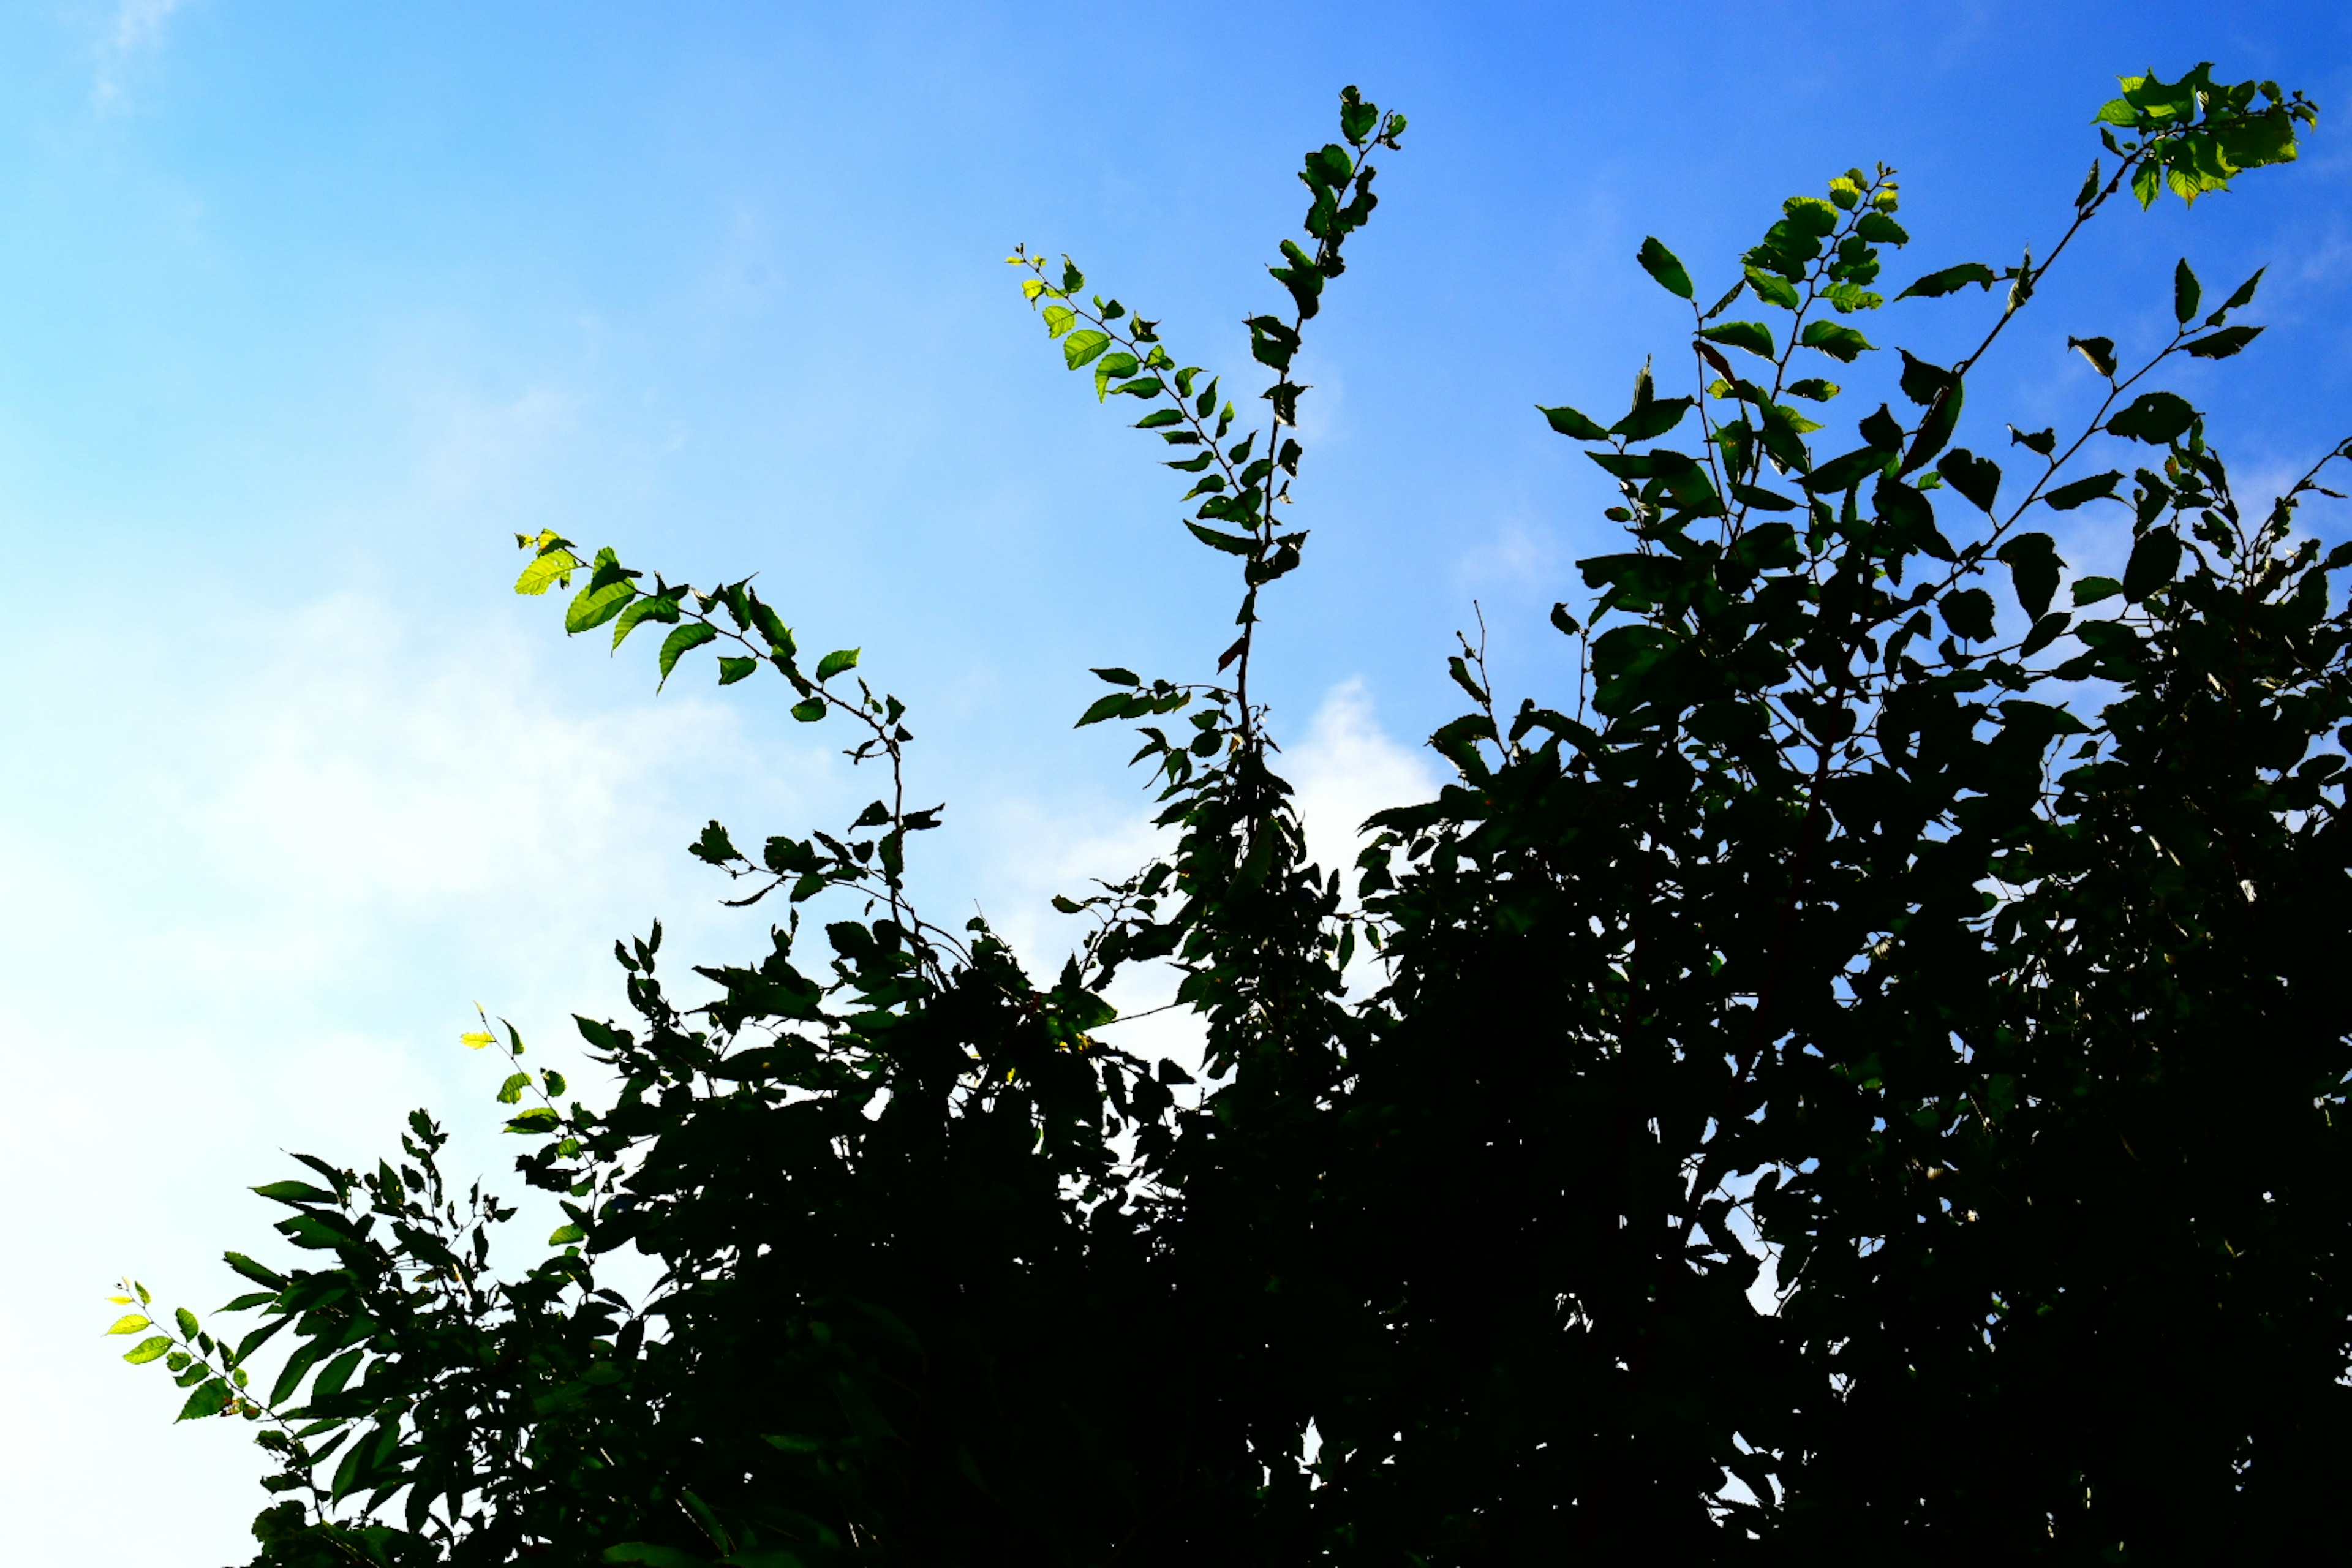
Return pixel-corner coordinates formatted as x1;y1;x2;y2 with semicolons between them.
2;4;2345;1559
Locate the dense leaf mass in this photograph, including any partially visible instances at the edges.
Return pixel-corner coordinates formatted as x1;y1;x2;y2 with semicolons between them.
119;69;2352;1566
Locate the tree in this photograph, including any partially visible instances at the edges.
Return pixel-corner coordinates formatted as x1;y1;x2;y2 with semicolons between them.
114;66;2348;1564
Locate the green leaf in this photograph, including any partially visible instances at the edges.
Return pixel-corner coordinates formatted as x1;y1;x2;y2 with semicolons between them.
123;1335;174;1364
1996;532;2063;619
1937;448;2001;513
1743;266;1801;311
1856;212;1908;244
1896;262;1997;300
251;1181;338;1207
1798;321;1874;361
2173;258;2201;324
549;1224;587;1245
657;622;720;687
175;1378;233;1423
1091;667;1139;686
1698;321;1775;358
2183;325;2263;359
1940;587;1997;642
1538;404;1611;441
224;1253;287;1291
816;648;861;682
505;1107;561;1134
2068;336;2117;378
2123;528;2182;600
2211;266;2264;320
1063;330;1112;370
300;1349;361;1406
105;1314;153;1336
1041;304;1076;338
1637;237;1693;299
2107;391;2196;444
497;1071;530;1105
514;548;583;597
1076;693;1131;728
2044;472;2123;511
612;594;682;650
175;1306;200;1340
717;656;756;686
790;699;827;723
2020;611;2071;657
566;576;636;636
2072;575;2124;605
2009;424;2057;457
1610;397;1693;442
1785;379;1839;402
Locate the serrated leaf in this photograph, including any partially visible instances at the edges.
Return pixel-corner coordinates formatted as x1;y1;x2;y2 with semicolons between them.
2044;472;2123;511
657;622;720;688
2107;391;2196;444
1896;262;1997;300
1063;330;1112;370
1538;404;1610;441
2183;325;2263;359
1798;321;1874;361
514;549;583;597
1698;321;1775;358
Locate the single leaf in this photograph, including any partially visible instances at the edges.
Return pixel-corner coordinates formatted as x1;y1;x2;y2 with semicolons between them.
2124;528;2183;600
2009;424;2057;456
1896;262;1997;300
1798;321;1874;362
565;578;636;636
123;1335;174;1365
1538;404;1611;441
1063;330;1112;371
657;623;720;687
105;1315;154;1336
514;548;583;597
1610;397;1694;442
1091;667;1139;686
1637;237;1694;299
2044;472;2124;511
1785;379;1839;402
716;656;756;686
251;1182;337;1207
2173;258;2201;324
1996;532;2064;619
2107;391;2196;445
815;648;861;682
2068;336;2118;377
2184;325;2263;360
790;699;826;723
2072;575;2124;605
1940;587;1997;642
1698;321;1775;358
1937;448;2002;513
1743;266;1801;311
175;1378;233;1423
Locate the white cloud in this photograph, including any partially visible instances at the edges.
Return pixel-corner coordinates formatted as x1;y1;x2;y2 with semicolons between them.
0;584;834;1565
92;0;189;108
1286;677;1439;886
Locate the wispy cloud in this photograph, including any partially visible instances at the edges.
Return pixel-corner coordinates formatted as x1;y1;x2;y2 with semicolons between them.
92;0;189;110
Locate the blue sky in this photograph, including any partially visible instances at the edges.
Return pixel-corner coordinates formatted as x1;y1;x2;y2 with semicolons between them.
3;3;2348;1559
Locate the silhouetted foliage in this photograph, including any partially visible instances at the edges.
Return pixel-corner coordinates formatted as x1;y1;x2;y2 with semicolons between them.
116;66;2352;1564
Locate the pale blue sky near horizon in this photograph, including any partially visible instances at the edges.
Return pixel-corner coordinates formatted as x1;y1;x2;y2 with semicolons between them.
3;3;2348;1561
